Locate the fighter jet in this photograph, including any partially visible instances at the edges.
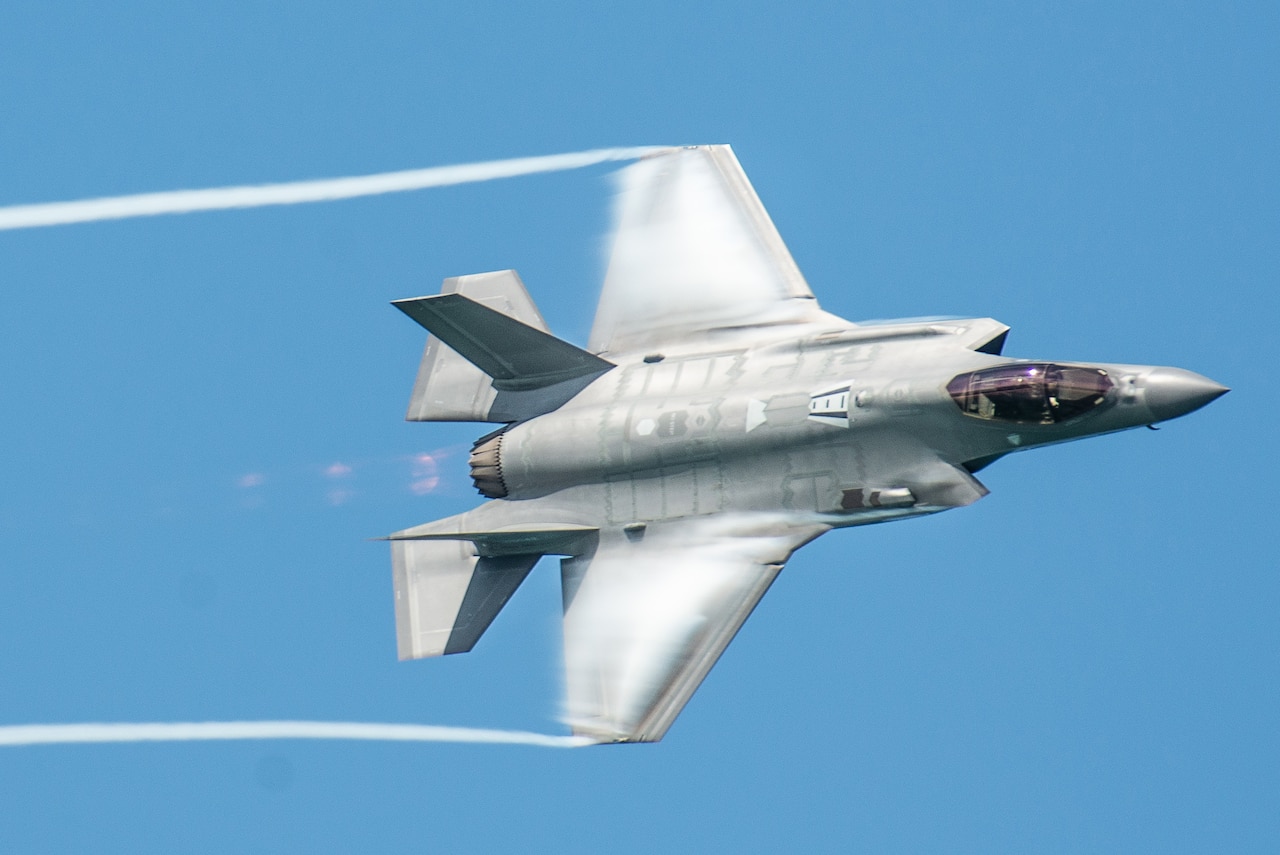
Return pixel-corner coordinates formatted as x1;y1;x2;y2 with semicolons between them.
386;145;1227;744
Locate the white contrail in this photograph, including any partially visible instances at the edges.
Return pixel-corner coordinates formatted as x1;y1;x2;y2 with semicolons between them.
0;721;597;748
0;146;667;232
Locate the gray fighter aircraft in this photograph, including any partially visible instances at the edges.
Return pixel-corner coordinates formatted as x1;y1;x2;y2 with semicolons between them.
386;145;1227;743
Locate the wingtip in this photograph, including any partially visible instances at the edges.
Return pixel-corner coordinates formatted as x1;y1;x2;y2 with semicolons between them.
641;143;731;156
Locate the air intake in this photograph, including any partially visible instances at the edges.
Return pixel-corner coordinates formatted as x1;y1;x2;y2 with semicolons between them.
469;432;508;498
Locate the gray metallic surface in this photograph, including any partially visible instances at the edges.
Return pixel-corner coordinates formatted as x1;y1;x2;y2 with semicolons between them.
443;554;539;655
401;270;597;423
395;293;611;390
1141;367;1230;422
386;145;1228;742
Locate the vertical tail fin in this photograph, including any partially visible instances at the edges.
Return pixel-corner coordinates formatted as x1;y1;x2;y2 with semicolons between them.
387;522;598;659
396;270;612;423
392;540;539;658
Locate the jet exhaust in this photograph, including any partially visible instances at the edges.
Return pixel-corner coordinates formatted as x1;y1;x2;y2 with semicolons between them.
469;432;508;498
0;147;666;231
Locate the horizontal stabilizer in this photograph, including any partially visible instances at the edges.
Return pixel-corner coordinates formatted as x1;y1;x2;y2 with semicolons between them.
395;293;612;392
385;523;598;558
392;540;539;659
398;270;612;423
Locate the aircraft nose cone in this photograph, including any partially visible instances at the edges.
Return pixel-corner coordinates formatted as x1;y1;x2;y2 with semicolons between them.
1144;368;1229;422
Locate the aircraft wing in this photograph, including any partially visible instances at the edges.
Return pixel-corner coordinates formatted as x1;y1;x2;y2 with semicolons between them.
559;515;826;742
588;145;824;354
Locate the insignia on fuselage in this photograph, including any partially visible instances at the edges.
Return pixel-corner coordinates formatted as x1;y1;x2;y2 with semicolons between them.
808;384;851;428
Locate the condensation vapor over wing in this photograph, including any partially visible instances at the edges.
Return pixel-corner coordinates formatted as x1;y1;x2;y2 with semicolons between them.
588;145;824;355
0;147;666;231
561;514;825;743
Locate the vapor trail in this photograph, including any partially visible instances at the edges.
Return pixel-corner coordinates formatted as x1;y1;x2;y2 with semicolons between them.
0;146;666;231
0;721;596;748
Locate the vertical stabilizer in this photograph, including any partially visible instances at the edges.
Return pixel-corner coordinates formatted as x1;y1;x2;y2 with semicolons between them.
405;270;547;422
392;539;539;659
396;268;611;422
400;269;612;423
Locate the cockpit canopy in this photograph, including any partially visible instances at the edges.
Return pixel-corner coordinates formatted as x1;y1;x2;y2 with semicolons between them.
947;363;1113;425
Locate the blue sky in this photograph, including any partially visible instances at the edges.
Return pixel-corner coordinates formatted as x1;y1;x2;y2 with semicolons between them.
1;2;1276;851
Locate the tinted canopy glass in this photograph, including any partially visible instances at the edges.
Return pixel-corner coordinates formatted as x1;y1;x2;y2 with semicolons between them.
947;364;1112;424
